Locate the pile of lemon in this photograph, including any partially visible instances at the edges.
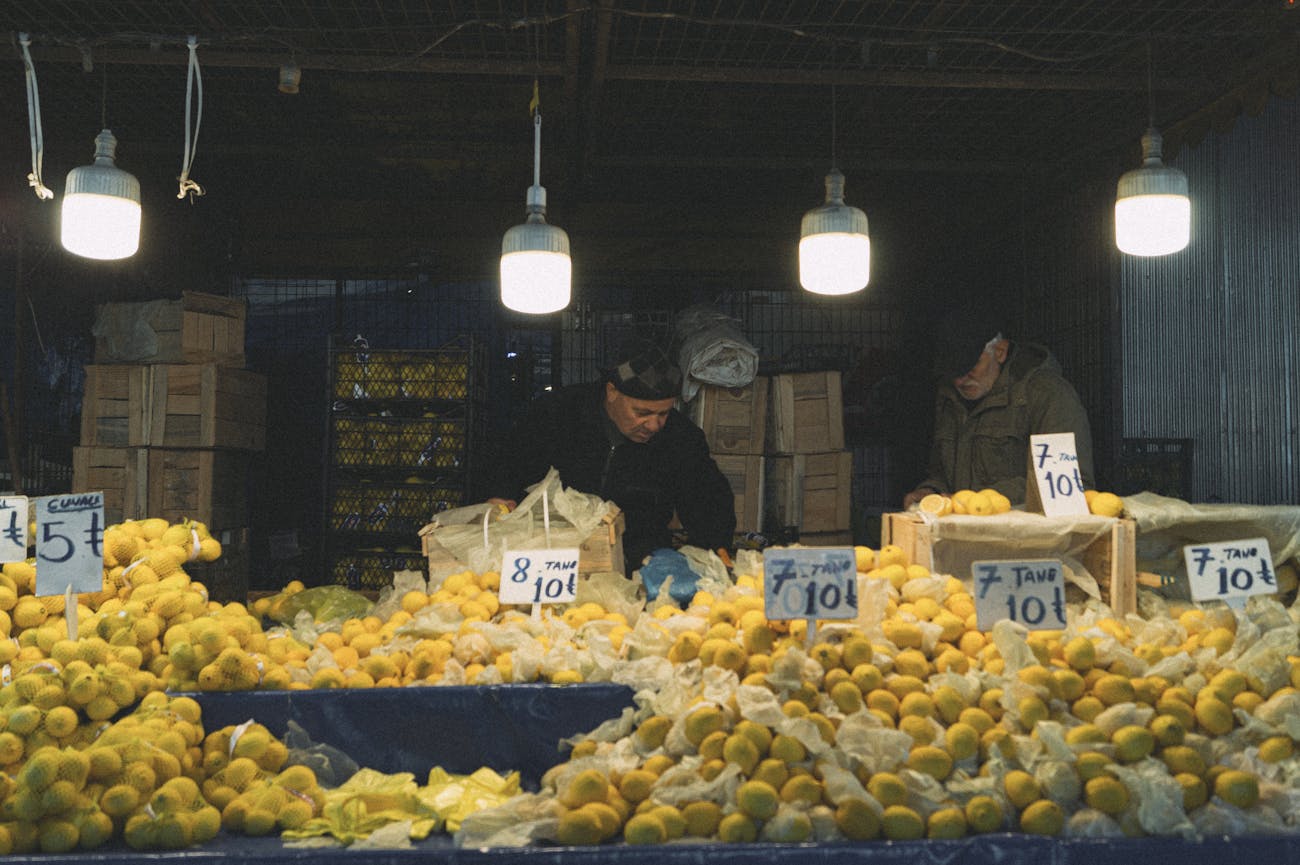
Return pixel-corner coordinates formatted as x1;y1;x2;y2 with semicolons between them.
915;489;1126;518
1;510;1299;852
457;544;1300;847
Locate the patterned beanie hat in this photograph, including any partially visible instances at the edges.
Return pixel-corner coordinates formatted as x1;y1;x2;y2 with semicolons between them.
608;337;681;400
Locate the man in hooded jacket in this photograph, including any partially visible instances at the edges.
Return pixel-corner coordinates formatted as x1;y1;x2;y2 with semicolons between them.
903;317;1094;508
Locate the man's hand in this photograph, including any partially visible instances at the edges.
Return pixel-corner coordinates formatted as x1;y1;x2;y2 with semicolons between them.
486;497;517;512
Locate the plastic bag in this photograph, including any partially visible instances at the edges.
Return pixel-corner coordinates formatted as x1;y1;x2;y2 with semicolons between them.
271;585;373;625
639;548;701;604
671;304;758;401
283;719;361;788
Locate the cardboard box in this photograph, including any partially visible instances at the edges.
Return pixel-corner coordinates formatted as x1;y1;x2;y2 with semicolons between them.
72;446;251;528
768;371;844;454
420;510;626;579
714;453;764;533
93;291;247;366
881;511;1137;616
81;364;266;451
766;451;853;533
688;378;767;454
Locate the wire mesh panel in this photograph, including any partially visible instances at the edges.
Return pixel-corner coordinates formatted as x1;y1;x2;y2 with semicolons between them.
324;336;488;588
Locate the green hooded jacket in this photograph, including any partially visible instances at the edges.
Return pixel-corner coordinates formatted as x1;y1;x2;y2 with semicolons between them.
917;341;1094;504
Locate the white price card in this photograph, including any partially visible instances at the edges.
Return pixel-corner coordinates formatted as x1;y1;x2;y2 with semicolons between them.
34;493;106;596
1029;433;1089;516
0;496;29;563
499;548;580;606
974;559;1067;631
763;548;858;621
1183;538;1276;604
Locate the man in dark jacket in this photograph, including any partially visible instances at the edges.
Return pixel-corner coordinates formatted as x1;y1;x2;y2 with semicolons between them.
903;315;1094;507
490;338;735;573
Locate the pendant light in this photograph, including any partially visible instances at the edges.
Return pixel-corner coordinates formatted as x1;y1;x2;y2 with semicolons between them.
61;128;141;260
1114;44;1189;257
62;66;140;260
799;86;870;296
500;81;571;314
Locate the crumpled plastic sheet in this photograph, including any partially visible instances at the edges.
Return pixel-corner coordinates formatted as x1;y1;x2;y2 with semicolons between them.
1123;492;1300;597
671;303;759;402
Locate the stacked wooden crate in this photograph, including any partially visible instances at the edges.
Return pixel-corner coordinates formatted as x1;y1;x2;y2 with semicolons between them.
72;292;264;600
765;371;852;544
688;378;768;535
689;370;852;545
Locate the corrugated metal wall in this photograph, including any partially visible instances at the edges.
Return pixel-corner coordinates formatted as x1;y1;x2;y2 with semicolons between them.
1120;95;1300;504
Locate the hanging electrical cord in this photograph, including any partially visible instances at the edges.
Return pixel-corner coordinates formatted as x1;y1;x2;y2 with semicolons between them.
18;33;54;200
177;35;204;200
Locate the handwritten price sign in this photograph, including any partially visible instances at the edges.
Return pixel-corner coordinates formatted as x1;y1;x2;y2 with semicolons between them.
1029;433;1088;516
974;559;1067;631
34;493;105;596
1183;538;1275;604
763;548;858;621
0;496;28;564
498;548;580;606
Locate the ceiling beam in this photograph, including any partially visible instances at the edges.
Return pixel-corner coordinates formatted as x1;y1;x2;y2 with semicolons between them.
27;46;1194;93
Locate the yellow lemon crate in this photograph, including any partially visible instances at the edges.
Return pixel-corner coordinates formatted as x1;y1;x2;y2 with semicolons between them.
882;511;1137;616
332;549;429;591
329;483;465;535
331;341;483;402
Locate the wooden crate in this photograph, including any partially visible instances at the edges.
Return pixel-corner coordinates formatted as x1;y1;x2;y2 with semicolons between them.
713;453;764;534
420;510;626;578
768;371;844;454
766;451;852;533
882;512;1137;616
93;291;246;366
72;446;147;525
146;449;251;529
75;446;251;528
687;377;767;454
81;364;266;450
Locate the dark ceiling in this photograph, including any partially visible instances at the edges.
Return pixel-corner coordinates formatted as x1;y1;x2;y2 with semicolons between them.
1;2;1296;296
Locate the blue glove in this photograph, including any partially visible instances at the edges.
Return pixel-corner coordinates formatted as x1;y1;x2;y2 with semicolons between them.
638;548;701;605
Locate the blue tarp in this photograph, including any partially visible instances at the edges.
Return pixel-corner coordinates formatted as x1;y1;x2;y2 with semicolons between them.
13;684;1295;863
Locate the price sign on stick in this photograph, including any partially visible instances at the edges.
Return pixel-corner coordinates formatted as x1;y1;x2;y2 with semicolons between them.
34;493;105;596
499;548;580;606
974;559;1068;631
1025;433;1088;516
763;548;857;647
0;496;29;563
1184;538;1275;607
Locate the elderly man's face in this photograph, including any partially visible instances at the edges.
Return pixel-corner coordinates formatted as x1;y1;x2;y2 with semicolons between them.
953;338;1010;401
604;383;675;442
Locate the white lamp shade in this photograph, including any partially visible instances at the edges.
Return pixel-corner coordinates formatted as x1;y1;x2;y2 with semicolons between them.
500;250;571;314
1115;194;1190;256
61;129;142;260
1114;126;1190;257
61;193;142;260
799;232;871;295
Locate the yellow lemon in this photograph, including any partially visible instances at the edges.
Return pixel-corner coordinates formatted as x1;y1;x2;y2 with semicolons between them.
881;805;925;840
965;794;1003;833
927;806;967;839
1085;775;1130;815
1019;799;1063;835
1213;770;1259;809
1004;770;1041;810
